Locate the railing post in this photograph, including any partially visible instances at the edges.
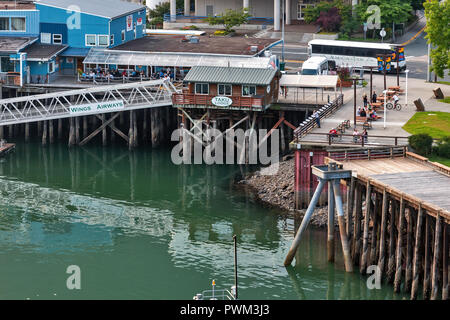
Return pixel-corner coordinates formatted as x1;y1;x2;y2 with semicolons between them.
368;149;371;160
395;137;398;146
328;134;331;146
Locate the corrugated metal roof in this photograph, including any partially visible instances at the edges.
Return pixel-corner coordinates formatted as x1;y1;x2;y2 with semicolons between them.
35;0;145;19
60;47;91;57
279;74;339;88
183;66;277;85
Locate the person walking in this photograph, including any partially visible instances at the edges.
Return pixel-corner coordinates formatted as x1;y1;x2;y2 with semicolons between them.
362;129;368;143
313;110;320;128
372;91;377;103
363;93;368;108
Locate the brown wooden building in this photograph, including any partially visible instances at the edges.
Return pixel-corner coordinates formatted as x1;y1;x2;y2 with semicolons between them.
172;66;280;111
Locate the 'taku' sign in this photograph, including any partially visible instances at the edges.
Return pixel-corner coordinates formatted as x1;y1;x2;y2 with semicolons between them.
212;96;233;107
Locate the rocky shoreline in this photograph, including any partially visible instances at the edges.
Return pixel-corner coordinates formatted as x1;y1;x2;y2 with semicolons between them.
238;157;332;228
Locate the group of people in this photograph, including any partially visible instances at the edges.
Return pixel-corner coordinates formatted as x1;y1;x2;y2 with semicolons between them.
359;91;381;121
80;67;178;81
352;128;368;143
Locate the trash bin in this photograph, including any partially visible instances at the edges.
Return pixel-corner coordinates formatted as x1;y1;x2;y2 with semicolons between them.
280;62;285;71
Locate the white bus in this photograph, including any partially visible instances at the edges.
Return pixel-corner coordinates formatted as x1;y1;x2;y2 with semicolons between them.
307;39;406;72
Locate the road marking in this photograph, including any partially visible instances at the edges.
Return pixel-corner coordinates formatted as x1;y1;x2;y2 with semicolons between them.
284;60;304;63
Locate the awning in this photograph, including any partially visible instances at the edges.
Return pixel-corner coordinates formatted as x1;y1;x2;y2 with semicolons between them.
83;48;273;68
60;47;91;57
279;74;339;89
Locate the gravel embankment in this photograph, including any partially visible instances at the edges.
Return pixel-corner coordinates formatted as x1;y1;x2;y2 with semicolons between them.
238;157;332;228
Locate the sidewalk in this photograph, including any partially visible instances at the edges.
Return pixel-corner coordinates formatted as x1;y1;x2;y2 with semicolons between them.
298;74;449;145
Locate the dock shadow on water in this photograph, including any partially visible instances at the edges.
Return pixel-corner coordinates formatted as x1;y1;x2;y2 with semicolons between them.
0;140;409;300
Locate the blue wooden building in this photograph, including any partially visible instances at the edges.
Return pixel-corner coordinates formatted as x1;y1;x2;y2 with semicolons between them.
35;0;147;76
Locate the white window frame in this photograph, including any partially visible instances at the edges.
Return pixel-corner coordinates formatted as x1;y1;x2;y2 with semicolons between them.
41;32;51;44
218;84;232;96
242;85;256;96
10;17;26;32
98;35;109;47
195;83;209;95
0;17;9;31
85;34;97;46
52;34;62;45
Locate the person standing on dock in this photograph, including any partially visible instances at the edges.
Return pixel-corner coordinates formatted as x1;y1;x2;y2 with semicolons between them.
372;91;377;103
313;110;321;128
363;93;368;108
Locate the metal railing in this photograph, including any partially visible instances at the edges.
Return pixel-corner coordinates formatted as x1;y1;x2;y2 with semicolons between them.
293;94;344;140
194;289;236;300
298;132;409;147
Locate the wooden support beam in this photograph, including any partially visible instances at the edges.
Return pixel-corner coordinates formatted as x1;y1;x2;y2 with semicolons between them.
394;197;405;293
378;189;388;277
423;214;432;299
360;181;372;274
386;199;396;284
79;113;121;147
346;177;355;248
370;192;380;266
49;120;54;144
431;214;442;300
352;183;362;265
443;223;448;300
42;120;48;146
404;207;414;293
328;170;335;263
411;205;424;300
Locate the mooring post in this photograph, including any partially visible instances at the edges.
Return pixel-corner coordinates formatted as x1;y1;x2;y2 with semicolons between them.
284;178;326;266
360;180;372;274
327;163;336;262
394;197;405;293
431;214;442;300
332;179;353;272
411;205;424;300
378;189;388;277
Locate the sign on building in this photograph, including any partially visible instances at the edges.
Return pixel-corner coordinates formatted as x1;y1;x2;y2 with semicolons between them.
126;15;133;32
212;96;233;107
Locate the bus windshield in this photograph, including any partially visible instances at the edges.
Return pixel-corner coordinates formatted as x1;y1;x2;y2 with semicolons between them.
301;69;318;75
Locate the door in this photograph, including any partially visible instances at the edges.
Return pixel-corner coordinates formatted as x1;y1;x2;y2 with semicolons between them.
297;2;314;20
77;58;83;74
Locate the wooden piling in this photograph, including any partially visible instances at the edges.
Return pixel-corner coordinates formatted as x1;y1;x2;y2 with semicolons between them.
42;121;48;146
378;189;388;277
133;110;138;147
360;181;371;274
328;170;335;263
370;192;380;266
386;200;396;284
143;109;148;143
49;120;54;144
431;214;442;300
352;183;362;265
58;118;63;140
411;205;424;300
83;116;88;139
394;197;405;293
102;114;107;146
423;214;432;299
346;177;355;245
0;125;3;140
404;208;414;293
338;215;353;272
75;116;80;144
128;111;134;150
68;117;75;147
25;123;30;142
443;223;448;300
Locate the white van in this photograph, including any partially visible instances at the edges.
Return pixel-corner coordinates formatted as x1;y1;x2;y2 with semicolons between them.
301;56;329;75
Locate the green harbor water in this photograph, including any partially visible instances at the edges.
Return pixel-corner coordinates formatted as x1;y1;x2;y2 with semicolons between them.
0;140;410;300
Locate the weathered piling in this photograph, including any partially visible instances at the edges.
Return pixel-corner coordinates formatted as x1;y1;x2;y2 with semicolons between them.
42;121;48;146
378;189;388;277
423;215;432;299
394;197;405;293
360;181;371;274
352;183;362;265
431;214;442;300
328;169;335;262
386;199;397;284
443;223;448;300
411;205;423;300
404;207;414;293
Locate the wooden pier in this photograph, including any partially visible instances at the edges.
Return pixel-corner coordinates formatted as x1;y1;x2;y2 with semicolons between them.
286;147;450;300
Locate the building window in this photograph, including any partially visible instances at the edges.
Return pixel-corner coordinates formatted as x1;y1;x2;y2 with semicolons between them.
0;57;14;72
53;34;62;45
0;18;9;31
85;34;97;46
218;84;232;96
242;85;256;96
110;34;114;46
195;83;209;95
121;30;125;42
98;35;109;47
11;17;26;31
41;33;51;44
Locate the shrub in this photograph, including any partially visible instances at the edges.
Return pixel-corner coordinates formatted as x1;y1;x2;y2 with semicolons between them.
435;136;450;158
316;7;342;32
214;30;228;36
337;67;351;81
408;133;433;156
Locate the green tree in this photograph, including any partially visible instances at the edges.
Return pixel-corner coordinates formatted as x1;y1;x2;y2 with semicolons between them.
206;8;251;33
148;0;185;25
424;0;450;78
356;0;412;26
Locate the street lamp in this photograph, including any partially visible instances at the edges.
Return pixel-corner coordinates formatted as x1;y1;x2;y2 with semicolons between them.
383;89;387;129
405;69;409;108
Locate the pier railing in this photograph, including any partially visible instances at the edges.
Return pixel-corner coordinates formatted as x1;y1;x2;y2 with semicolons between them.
297;132;409;147
327;146;407;162
172;93;268;109
293;94;344;140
